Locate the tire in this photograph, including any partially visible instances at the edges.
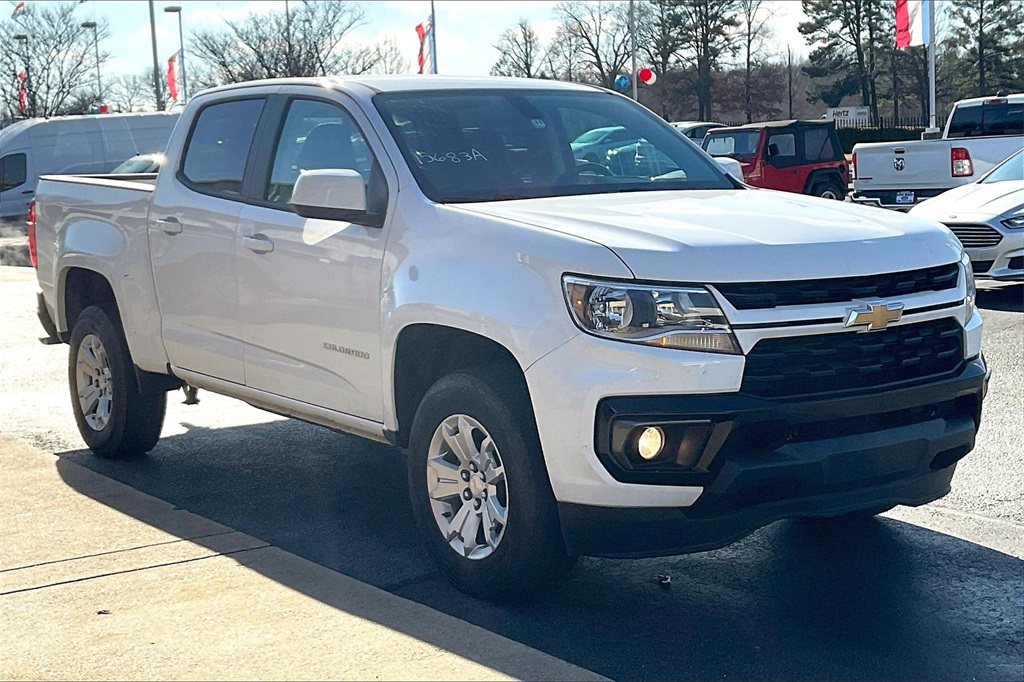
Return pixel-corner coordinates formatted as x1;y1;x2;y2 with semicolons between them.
68;305;166;459
407;368;574;602
812;179;845;200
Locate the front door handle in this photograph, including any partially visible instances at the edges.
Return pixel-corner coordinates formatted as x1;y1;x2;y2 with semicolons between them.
157;217;182;235
242;234;274;254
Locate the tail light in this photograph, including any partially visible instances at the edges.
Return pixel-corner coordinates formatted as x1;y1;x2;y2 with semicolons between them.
850;152;857;180
26;200;37;268
951;147;973;177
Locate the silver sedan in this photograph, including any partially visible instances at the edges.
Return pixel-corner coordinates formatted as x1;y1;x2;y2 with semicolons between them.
910;148;1024;282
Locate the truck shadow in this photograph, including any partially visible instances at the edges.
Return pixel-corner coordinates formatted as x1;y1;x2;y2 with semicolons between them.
976;284;1023;313
56;418;1023;681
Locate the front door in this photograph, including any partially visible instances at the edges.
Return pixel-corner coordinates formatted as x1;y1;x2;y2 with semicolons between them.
149;97;267;384
761;127;802;193
237;96;392;421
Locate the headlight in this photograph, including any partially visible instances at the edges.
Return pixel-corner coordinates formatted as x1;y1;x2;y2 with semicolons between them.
562;276;741;354
961;252;976;322
1000;216;1024;229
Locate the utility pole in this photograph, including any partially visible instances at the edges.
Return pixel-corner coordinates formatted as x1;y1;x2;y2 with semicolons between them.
787;46;794;119
148;0;164;110
285;0;292;76
926;0;937;131
81;22;102;101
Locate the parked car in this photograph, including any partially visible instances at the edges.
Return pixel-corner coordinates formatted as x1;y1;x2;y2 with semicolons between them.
851;93;1024;210
110;152;164;174
702;120;849;199
671;120;727;141
909;147;1023;281
31;76;986;601
0;112;178;227
570;125;640;162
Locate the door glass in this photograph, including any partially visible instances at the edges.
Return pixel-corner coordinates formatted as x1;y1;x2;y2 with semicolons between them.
766;132;796;159
181;98;265;197
267;99;376;206
0;153;27;191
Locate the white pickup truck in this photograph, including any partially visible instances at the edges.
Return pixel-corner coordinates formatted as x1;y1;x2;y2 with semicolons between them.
850;93;1023;210
31;77;988;601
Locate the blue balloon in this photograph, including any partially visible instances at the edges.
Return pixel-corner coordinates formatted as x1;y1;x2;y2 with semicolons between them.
614;74;630;91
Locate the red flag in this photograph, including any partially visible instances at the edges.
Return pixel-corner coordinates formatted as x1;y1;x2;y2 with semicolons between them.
166;52;179;102
17;71;27;113
415;18;434;75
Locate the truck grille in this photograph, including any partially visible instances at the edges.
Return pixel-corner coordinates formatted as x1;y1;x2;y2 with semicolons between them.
944;224;1003;249
742;318;964;398
714;263;959;310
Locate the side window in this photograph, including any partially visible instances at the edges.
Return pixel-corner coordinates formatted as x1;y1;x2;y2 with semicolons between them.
0;153;27;191
181;98;264;197
803;127;836;162
766;131;796;165
266;99;375;206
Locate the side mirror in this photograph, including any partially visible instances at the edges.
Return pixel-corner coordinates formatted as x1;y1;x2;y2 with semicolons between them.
767;142;780;157
714;156;744;181
289;168;368;222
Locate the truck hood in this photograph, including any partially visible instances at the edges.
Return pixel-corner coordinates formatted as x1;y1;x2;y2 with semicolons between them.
456;189;962;282
909;181;1024;221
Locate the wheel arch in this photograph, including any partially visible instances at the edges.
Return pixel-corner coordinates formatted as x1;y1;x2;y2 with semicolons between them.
802;168;846;196
390;323;535;450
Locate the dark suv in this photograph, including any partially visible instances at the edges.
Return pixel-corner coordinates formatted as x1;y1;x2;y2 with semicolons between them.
703;120;849;199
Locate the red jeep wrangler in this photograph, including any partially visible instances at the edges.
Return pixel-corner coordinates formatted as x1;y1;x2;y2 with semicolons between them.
702;120;849;199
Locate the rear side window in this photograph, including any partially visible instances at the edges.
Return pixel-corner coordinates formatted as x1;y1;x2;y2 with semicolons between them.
0;153;27;191
181;98;265;197
948;102;1024;138
803;127;837;161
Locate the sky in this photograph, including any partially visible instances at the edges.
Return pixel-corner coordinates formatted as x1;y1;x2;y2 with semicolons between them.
33;0;813;81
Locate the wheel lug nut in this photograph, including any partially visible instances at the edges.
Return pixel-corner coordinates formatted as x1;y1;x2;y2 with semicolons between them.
461;470;470;481
473;499;481;510
463;489;472;500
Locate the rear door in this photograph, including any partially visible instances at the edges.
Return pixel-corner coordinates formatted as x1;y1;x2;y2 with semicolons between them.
149;96;268;384
235;92;394;421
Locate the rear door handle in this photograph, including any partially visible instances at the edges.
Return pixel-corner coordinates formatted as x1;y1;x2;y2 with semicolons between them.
157;217;182;235
242;234;274;254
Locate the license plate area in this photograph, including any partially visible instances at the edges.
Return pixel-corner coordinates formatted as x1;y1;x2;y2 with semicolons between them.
895;191;915;205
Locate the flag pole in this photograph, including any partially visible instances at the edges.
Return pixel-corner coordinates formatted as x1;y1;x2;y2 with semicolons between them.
927;0;937;131
429;0;437;74
629;0;638;100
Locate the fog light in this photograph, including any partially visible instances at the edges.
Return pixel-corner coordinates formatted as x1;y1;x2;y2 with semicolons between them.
637;427;665;460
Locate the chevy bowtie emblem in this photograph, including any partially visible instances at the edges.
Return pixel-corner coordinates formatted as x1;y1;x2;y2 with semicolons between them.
845;303;904;331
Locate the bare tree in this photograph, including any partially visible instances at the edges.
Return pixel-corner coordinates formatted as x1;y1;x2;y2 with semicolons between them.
553;1;631;88
189;0;385;84
0;2;111;117
109;73;151;112
544;23;590;82
737;0;775;122
635;1;688;76
491;19;545;78
369;37;409;75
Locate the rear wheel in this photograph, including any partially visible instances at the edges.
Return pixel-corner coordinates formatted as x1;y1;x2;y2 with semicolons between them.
68;305;166;458
407;369;574;602
812;179;845;200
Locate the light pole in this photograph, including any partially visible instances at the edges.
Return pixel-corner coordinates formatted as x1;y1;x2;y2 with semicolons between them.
163;5;187;102
81;21;102;102
13;33;33;117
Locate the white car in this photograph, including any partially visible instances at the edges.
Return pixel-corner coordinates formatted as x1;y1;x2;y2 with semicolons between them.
30;76;987;601
910;148;1024;281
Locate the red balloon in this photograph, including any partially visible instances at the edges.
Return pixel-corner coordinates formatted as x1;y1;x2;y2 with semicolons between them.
638;67;657;85
98;103;109;114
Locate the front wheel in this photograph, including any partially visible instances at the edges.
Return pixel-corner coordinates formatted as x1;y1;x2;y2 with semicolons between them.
407;369;574;602
68;305;166;458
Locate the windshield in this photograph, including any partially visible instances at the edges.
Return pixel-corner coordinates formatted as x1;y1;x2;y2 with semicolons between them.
373;90;733;203
703;131;761;159
947;101;1024;138
572;127;618;145
980;148;1024;183
111;155;159;173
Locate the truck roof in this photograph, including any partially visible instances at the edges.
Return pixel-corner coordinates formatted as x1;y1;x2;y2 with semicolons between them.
198;75;603;98
952;93;1023;107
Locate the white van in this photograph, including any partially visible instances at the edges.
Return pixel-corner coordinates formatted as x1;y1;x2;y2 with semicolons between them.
0;112;179;227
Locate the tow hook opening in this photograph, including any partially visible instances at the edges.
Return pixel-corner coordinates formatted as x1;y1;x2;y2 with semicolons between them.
930;444;971;471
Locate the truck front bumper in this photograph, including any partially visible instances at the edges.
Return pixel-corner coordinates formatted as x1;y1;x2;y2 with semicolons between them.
558;356;988;558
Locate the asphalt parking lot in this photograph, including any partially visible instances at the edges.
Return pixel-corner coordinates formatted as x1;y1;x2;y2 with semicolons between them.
1;266;1022;680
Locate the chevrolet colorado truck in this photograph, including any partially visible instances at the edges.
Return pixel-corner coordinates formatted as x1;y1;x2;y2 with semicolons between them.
850;93;1023;210
31;77;988;601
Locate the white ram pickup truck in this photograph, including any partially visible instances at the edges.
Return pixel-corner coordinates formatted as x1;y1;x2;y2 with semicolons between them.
850;93;1023;210
31;77;989;601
